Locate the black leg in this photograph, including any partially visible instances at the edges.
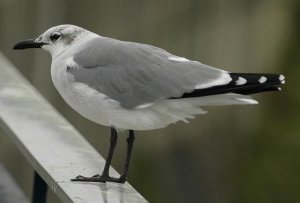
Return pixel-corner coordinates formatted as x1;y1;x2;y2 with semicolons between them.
71;127;118;182
118;130;135;183
101;127;118;177
71;128;135;184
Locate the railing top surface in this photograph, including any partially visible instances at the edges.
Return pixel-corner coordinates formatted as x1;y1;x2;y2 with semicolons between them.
0;52;148;203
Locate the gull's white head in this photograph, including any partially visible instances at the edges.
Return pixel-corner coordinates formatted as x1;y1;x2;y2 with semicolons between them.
13;24;93;57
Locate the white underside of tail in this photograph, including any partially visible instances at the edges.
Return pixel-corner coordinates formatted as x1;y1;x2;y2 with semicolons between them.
179;93;258;106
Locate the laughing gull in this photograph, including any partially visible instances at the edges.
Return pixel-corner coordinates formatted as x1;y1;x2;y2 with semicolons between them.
13;24;285;183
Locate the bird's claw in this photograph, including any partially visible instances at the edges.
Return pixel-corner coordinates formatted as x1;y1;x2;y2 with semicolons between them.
71;174;126;183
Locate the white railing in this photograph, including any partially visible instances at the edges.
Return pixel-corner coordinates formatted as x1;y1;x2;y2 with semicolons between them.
0;52;148;203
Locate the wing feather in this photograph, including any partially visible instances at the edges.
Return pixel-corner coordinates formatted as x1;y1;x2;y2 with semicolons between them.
68;37;231;108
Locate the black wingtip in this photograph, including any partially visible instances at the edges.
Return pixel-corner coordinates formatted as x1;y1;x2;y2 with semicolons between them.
173;73;285;99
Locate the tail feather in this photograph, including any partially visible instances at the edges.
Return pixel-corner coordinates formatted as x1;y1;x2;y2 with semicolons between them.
177;73;285;98
181;93;258;106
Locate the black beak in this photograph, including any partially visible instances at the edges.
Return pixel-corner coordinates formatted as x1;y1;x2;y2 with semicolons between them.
13;38;47;50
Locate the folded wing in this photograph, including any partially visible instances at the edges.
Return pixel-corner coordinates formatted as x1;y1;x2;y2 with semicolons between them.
67;37;232;109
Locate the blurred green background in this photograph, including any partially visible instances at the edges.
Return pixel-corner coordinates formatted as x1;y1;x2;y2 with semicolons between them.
0;0;299;202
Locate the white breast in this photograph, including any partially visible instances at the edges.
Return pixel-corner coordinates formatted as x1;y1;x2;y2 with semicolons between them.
51;57;114;127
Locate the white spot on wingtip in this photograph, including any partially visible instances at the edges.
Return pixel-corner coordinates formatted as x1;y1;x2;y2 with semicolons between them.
277;87;282;91
168;56;190;62
279;75;285;84
258;76;267;83
279;74;285;81
236;77;247;85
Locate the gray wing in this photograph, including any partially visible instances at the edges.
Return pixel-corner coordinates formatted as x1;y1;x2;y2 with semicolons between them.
68;37;230;109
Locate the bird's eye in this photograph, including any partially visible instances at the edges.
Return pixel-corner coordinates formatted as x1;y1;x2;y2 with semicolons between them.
50;32;61;41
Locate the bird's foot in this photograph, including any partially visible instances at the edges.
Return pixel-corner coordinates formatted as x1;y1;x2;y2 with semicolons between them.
71;174;126;183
